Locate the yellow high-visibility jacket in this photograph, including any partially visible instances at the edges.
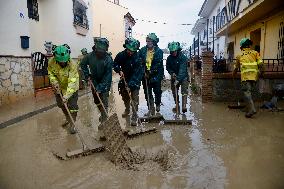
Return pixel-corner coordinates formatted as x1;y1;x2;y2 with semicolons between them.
48;57;79;99
235;48;263;81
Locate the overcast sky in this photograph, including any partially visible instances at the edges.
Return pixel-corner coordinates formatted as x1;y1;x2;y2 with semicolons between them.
120;0;204;49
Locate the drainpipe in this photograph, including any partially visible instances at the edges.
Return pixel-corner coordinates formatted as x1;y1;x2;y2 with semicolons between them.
263;21;267;59
213;16;215;54
207;18;209;51
194;38;196;56
198;32;200;57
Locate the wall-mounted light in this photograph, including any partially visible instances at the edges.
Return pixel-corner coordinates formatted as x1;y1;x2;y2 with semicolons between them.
128;26;132;37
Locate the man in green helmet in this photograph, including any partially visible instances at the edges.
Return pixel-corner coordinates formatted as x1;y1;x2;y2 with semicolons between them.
113;37;144;126
233;38;264;118
48;44;79;134
139;33;164;116
166;42;189;113
81;38;113;123
77;48;88;89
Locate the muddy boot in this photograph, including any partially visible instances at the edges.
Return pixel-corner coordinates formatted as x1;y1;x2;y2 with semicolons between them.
61;109;70;128
156;104;161;113
97;125;106;141
61;120;69;128
122;109;130;118
172;102;180;113
182;96;187;113
130;113;138;126
245;112;254;118
150;105;155;115
122;101;130;118
144;100;155;116
69;112;77;134
98;104;108;123
245;97;256;118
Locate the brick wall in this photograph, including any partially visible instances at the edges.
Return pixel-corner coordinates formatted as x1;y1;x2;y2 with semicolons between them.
201;51;214;102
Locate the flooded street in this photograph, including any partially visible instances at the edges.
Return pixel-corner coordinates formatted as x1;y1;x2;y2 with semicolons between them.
0;79;284;189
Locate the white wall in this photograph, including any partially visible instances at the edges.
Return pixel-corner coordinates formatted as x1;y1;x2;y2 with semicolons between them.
92;0;128;57
0;0;31;56
0;0;94;58
33;0;94;58
192;0;226;58
208;0;226;58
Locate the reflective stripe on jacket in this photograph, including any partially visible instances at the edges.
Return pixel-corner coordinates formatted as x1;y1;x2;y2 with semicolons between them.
235;48;263;81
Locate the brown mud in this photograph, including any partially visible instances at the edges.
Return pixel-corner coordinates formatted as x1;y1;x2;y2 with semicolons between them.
0;78;284;189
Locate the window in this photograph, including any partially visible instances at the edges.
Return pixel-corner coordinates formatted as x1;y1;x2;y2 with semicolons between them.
73;0;89;30
27;0;39;21
114;0;120;5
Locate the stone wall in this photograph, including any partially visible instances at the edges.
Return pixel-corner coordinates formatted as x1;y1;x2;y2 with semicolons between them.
0;56;34;106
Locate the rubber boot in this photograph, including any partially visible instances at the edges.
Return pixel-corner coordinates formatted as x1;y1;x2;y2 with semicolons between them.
156;104;161;113
122;101;130;118
172;99;180;113
130;113;138;126
144;100;155;116
172;89;180;113
245;98;256;118
69;112;77;134
98;104;108;123
182;95;187;113
61;109;70;128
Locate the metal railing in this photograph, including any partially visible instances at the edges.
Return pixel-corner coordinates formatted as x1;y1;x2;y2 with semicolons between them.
212;58;284;73
263;59;284;72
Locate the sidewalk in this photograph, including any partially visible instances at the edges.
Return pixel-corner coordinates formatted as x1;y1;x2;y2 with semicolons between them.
0;74;121;128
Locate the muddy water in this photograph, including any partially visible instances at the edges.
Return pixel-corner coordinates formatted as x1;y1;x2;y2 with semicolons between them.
0;79;284;189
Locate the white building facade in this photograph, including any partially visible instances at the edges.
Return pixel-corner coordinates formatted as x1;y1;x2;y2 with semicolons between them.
0;0;132;105
191;0;226;59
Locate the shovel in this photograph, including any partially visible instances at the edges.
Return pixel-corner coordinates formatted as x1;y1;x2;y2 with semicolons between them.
52;90;104;160
121;75;157;136
163;80;192;125
139;77;164;123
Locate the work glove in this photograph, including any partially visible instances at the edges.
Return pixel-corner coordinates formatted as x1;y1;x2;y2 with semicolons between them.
62;96;69;104
171;73;177;81
174;80;179;86
119;71;124;78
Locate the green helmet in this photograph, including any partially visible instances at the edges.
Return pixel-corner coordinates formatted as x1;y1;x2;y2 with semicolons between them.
53;45;70;62
93;37;109;52
168;41;181;52
240;38;252;47
81;48;88;54
123;37;140;52
146;33;159;43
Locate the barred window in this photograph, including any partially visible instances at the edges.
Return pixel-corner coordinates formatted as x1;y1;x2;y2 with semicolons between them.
73;0;89;30
27;0;39;21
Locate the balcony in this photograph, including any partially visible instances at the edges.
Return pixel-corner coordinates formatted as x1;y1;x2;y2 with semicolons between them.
215;0;284;36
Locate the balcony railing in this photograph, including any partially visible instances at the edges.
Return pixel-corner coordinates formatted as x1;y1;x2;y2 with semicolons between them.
215;0;256;32
213;58;284;73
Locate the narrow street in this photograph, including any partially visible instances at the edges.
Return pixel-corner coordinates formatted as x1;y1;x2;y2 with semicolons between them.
0;75;283;189
1;0;284;188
